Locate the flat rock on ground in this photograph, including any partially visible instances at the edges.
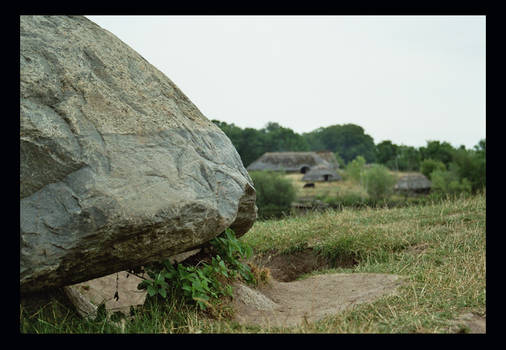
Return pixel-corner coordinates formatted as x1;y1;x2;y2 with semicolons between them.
232;273;405;328
63;249;201;318
65;271;146;318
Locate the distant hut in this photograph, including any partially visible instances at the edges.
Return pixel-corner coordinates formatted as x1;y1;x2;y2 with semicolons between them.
302;165;342;182
394;174;431;194
315;151;340;169
247;152;334;174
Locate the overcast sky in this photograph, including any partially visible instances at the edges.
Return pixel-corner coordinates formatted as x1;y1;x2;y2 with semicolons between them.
86;15;485;149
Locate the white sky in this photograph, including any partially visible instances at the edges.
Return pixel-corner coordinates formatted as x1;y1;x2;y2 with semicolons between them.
86;15;486;149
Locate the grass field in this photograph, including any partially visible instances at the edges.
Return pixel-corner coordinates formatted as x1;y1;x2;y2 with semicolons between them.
286;172;366;198
20;191;485;333
285;170;422;200
241;191;486;333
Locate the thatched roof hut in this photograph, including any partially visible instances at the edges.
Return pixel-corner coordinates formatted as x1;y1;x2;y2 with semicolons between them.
315;151;340;169
302;165;342;182
247;152;334;173
394;174;431;193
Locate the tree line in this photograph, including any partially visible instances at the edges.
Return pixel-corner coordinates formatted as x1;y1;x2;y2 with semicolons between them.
212;120;486;193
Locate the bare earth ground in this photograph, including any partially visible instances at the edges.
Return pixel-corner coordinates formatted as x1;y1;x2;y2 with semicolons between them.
448;312;486;334
231;273;405;328
231;274;486;333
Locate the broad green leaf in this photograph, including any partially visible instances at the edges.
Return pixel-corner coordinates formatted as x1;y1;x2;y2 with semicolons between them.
147;285;156;297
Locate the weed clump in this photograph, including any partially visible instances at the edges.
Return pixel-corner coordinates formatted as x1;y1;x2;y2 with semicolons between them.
136;228;255;312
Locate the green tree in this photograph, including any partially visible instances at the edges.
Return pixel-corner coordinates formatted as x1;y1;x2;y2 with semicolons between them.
262;122;309;153
376;140;399;168
420;141;455;167
302;127;326;151
449;144;485;192
420;159;446;178
303;124;376;164
393;145;421;171
474;138;486;155
362;164;396;200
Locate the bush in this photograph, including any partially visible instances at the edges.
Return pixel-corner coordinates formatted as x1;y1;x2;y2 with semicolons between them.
420;159;446;178
430;169;472;195
450;148;485;192
345;155;366;183
249;171;296;219
362;164;396;200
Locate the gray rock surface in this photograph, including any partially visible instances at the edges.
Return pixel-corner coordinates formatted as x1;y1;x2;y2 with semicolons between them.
20;15;256;294
65;271;148;319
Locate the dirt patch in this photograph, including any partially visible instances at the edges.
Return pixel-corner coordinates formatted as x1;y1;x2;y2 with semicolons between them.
252;248;357;282
231;273;405;328
405;243;430;256
231;248;404;328
448;312;486;333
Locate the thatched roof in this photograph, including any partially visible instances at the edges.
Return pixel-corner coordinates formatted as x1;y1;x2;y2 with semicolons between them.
315;151;340;169
394;174;431;191
247;152;333;173
302;165;342;182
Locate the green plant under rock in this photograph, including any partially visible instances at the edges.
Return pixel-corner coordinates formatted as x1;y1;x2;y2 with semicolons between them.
137;228;255;311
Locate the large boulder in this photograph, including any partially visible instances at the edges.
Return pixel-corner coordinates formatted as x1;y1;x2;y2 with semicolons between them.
20;15;257;294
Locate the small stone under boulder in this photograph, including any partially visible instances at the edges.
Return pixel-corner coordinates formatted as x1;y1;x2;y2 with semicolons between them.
20;15;256;295
65;271;146;319
63;249;202;319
